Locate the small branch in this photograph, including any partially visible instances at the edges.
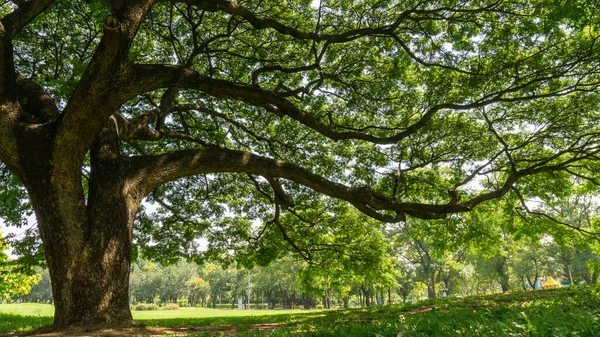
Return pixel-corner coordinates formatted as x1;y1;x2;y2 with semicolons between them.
518;208;600;241
272;202;311;262
265;175;294;210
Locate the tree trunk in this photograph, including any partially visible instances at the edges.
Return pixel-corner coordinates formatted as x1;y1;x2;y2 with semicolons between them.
266;290;272;310
361;285;371;306
427;273;437;299
28;180;135;328
13;121;139;328
497;257;510;292
303;293;311;309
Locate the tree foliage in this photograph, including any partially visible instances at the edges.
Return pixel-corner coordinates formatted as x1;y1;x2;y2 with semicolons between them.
2;0;600;327
0;232;40;300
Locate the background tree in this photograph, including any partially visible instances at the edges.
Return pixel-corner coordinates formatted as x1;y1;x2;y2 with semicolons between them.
2;0;600;329
186;275;210;307
202;263;232;308
0;232;40;300
16;267;53;304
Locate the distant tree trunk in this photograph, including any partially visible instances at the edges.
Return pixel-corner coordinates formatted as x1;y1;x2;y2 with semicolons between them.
520;276;528;291
567;269;574;285
342;296;349;309
427;273;437;299
497;257;510;292
358;290;362;307
266;290;272;309
303;293;310;309
500;272;510;292
361;285;372;306
279;286;290;309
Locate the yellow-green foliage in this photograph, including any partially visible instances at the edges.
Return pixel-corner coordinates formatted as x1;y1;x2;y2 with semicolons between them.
0;233;40;300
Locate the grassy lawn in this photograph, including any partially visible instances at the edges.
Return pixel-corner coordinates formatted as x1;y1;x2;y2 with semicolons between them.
0;304;325;334
2;286;600;336
0;303;54;317
0;304;309;320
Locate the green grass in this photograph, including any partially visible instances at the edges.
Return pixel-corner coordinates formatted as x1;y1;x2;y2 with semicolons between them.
2;286;600;336
134;307;307;320
0;313;53;334
0;303;54;316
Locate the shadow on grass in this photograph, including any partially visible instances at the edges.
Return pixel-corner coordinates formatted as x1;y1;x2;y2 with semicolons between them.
0;313;53;334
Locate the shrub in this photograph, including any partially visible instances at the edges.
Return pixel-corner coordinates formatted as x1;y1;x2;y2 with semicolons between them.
315;304;324;310
134;303;159;311
160;304;180;310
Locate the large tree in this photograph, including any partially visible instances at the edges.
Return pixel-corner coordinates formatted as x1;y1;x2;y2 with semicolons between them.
1;0;600;329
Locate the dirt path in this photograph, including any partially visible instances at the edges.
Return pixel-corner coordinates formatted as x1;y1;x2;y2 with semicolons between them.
1;322;287;337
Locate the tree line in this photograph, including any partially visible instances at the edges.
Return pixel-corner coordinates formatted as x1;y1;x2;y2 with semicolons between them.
11;229;599;309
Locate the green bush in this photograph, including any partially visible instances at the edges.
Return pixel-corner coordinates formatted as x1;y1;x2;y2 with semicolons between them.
134;303;159;311
315;304;324;309
160;304;180;310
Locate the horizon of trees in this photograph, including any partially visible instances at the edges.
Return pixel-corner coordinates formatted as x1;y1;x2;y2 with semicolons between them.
10;224;600;309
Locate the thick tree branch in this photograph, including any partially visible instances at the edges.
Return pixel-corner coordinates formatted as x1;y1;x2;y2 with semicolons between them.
54;1;155;174
0;0;54;38
174;0;411;42
171;0;503;44
122;64;596;147
0;0;53;95
126;144;591;222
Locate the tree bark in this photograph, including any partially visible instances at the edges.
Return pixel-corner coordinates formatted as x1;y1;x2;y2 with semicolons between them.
11;118;140;328
24;167;135;328
427;274;437;299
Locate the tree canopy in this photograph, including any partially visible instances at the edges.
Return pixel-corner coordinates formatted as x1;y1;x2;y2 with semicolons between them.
1;0;600;329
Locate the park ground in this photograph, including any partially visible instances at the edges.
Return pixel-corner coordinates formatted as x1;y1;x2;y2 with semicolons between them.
1;285;600;337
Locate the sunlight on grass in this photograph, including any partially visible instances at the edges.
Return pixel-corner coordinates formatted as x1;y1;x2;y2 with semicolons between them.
0;303;54;316
133;307;309;320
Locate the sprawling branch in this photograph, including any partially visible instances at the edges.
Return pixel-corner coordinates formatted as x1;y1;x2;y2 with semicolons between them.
515;205;600;241
174;0;410;42
122;64;597;147
171;0;503;44
126;142;593;222
54;1;155;174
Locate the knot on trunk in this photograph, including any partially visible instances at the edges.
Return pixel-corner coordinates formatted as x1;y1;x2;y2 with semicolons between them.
104;15;119;32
